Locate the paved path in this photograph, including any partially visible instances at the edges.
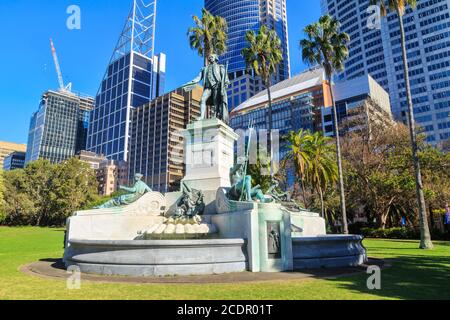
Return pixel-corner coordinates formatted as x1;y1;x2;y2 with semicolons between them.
20;258;386;285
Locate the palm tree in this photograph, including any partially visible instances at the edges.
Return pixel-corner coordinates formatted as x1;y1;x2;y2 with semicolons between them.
242;25;283;153
369;0;433;249
188;8;228;66
307;132;338;219
300;15;350;234
284;129;313;207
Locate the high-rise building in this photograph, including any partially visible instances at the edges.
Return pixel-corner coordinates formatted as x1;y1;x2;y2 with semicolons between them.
205;0;290;110
128;87;202;193
321;0;450;147
86;0;166;162
25;90;94;164
3;151;26;171
0;141;27;169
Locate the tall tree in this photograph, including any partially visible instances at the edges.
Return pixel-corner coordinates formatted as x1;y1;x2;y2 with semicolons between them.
369;0;433;249
242;25;283;154
284;129;313;207
2;158;99;227
308;132;339;218
52;158;99;224
188;8;228;66
300;15;351;233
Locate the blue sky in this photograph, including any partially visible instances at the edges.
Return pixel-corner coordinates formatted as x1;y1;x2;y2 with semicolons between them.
0;0;321;144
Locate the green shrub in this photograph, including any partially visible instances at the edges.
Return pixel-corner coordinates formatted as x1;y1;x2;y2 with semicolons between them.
361;227;418;239
360;227;450;240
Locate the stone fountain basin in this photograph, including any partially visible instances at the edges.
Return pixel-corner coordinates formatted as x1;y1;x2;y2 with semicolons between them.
64;239;247;277
292;235;367;269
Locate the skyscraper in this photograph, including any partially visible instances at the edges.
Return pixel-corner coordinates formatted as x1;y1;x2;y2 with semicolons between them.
205;0;291;110
86;0;166;162
321;0;450;146
25;90;94;164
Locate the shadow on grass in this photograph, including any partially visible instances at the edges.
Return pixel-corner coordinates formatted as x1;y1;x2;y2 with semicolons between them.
39;258;66;270
329;255;450;300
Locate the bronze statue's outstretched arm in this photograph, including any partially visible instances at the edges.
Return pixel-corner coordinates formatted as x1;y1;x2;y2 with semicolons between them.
182;69;204;92
119;185;137;193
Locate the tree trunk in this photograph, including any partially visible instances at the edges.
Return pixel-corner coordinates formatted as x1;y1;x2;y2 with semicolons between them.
319;187;325;219
300;178;308;209
327;74;349;234
266;77;274;177
397;11;433;249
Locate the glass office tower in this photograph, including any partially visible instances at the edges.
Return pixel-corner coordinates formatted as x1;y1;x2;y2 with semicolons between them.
25;90;94;164
205;0;291;109
321;0;450;147
86;0;166;161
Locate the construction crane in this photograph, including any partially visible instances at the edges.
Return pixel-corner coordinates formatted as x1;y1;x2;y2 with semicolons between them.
50;38;72;93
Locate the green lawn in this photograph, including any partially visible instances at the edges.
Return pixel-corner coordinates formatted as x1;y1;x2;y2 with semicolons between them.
0;227;449;300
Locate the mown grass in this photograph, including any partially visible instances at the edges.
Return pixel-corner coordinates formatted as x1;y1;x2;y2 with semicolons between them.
0;227;449;300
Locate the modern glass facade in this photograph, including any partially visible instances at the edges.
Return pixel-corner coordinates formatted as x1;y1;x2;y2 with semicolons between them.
86;52;165;162
205;0;291;109
25;90;94;164
0;141;27;170
321;0;450;147
3;151;26;171
86;0;165;162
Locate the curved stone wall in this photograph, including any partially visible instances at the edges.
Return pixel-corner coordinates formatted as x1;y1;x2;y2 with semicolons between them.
292;235;367;269
64;239;247;277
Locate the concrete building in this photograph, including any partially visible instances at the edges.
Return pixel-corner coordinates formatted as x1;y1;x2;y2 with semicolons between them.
322;74;394;136
96;160;129;196
76;150;108;170
0;141;27;169
3;151;26;171
230;68;392;158
87;0;166;162
230;68;332;159
321;0;450;146
128;87;202;193
205;0;290;109
25;90;94;164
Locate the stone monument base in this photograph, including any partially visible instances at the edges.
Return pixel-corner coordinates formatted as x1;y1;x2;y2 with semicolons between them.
64;239;247;277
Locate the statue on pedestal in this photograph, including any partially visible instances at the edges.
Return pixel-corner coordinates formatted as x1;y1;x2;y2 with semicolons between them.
96;174;152;209
182;54;230;125
228;156;272;203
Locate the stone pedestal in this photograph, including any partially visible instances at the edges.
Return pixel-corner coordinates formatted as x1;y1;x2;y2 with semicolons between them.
182;118;239;214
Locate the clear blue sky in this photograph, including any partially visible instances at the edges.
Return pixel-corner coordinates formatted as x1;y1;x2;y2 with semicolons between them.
0;0;321;144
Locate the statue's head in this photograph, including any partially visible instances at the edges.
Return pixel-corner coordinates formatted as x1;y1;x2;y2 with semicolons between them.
208;54;219;64
134;173;144;181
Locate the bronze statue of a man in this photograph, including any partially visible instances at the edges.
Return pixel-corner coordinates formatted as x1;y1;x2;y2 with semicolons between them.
182;54;230;124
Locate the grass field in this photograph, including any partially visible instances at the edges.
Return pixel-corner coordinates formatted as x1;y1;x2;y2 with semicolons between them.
0;227;449;300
